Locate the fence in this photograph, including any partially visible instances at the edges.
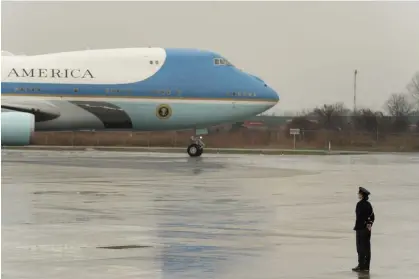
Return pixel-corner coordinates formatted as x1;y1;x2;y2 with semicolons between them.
30;128;419;152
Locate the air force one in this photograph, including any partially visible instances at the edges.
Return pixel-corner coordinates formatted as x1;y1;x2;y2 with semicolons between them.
1;48;279;156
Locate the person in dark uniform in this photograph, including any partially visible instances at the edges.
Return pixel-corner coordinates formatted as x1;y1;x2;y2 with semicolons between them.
352;187;375;273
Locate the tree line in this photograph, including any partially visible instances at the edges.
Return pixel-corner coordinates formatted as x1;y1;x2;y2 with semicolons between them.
286;71;419;136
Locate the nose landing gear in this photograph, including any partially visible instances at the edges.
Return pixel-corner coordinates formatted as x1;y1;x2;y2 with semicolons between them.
187;136;205;157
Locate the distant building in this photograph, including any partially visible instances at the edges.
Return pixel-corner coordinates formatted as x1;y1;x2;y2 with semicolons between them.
245;115;293;129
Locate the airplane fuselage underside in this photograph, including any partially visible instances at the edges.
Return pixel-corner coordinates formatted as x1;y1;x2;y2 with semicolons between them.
1;96;275;132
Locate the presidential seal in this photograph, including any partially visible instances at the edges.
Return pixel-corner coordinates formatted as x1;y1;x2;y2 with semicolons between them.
156;104;172;119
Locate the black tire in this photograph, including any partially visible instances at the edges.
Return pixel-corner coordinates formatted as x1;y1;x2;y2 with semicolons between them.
187;144;201;157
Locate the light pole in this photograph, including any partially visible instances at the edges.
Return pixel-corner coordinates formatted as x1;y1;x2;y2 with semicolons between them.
354;69;358;113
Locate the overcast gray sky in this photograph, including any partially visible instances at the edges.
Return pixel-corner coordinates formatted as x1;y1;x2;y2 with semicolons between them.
2;1;419;114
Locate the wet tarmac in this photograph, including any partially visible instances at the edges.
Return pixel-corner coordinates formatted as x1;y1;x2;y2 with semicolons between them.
2;150;419;279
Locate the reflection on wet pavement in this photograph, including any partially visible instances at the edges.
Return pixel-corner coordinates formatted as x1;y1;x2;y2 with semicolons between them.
2;150;419;279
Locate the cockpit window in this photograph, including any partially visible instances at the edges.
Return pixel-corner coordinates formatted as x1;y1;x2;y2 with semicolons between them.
214;58;233;67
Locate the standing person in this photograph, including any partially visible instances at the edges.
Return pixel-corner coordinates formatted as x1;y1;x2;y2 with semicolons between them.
352;187;375;273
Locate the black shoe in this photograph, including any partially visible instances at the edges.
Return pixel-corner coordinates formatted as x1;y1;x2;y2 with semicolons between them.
352;266;361;272
359;268;369;273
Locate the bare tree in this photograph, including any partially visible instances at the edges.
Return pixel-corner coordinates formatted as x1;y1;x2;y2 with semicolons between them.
385;93;414;132
312;102;351;130
385;93;414;116
407;71;419;104
353;108;379;132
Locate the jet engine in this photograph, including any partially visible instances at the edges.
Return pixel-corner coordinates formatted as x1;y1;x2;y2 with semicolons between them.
1;111;35;146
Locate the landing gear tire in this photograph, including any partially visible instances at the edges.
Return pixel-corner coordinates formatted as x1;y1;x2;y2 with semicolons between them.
187;144;203;157
188;135;205;157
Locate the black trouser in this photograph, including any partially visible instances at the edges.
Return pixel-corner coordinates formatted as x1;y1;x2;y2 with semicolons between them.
356;228;371;269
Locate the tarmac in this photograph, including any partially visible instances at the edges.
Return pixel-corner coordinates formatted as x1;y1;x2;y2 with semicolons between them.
2;149;419;279
3;145;372;155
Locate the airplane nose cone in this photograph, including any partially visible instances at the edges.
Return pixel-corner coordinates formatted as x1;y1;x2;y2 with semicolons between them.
270;86;280;103
264;83;280;104
246;73;279;105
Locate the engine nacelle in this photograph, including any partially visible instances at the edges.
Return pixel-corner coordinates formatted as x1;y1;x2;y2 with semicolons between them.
1;111;35;146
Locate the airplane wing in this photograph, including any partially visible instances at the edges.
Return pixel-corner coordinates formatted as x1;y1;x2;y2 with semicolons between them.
1;100;61;122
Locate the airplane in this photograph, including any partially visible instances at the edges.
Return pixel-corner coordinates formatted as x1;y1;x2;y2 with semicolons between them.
1;47;280;157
